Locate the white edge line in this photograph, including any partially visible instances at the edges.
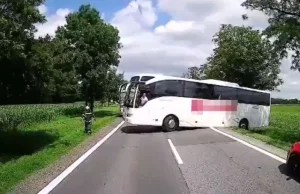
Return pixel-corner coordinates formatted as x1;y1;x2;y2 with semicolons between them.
168;139;183;165
37;121;125;194
209;126;286;164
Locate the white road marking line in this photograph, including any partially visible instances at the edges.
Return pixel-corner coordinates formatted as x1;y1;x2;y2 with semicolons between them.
168;139;183;165
209;126;286;163
38;121;125;194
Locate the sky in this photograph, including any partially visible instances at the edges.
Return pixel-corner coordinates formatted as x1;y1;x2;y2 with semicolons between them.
36;0;300;99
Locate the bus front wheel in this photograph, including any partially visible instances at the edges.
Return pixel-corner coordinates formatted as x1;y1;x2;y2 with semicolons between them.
162;115;179;132
239;119;249;130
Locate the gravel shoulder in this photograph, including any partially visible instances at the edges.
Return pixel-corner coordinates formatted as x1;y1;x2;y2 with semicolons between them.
8;117;123;194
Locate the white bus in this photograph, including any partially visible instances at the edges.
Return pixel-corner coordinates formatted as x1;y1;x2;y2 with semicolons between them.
122;76;271;132
118;73;164;113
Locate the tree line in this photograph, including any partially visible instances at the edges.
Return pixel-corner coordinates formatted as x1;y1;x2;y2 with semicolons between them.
272;98;300;104
183;0;299;93
0;0;126;110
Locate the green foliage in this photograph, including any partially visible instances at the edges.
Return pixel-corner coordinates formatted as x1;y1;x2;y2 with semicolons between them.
242;0;300;72
0;0;46;104
236;105;300;150
0;3;122;106
104;67;127;103
203;24;283;90
182;66;206;80
55;5;122;110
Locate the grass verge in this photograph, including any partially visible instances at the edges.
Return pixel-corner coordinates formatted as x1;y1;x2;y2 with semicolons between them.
235;105;300;150
0;106;118;194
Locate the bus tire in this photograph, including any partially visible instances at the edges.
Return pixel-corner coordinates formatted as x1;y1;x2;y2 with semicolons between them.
239;119;249;130
287;153;299;174
162;115;179;132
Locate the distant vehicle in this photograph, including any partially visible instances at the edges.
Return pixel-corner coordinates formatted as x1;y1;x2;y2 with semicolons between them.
118;73;164;114
122;76;271;132
287;142;300;173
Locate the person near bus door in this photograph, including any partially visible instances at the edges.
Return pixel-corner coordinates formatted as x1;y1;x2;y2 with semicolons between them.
141;93;148;105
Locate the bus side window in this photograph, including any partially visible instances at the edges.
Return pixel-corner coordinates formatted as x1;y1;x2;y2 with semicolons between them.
238;89;252;104
156;80;183;97
213;85;237;100
251;91;270;106
183;81;212;99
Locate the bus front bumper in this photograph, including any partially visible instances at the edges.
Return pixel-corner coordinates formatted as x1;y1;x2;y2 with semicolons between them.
124;116;139;125
124;116;160;126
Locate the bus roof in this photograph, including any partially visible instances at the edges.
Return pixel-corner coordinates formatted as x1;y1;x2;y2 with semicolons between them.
131;73;164;78
145;76;270;94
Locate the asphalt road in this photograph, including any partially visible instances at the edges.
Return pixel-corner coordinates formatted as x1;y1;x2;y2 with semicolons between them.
50;124;300;194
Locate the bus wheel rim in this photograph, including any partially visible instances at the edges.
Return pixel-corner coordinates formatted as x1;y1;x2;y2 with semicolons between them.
168;119;175;128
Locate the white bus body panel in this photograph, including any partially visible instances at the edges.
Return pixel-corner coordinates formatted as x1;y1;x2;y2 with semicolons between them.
124;97;270;129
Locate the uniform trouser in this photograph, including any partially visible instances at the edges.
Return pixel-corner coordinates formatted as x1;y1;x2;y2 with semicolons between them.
85;122;92;132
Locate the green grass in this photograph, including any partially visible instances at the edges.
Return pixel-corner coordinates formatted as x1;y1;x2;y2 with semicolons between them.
0;105;118;194
235;105;300;150
0;102;105;131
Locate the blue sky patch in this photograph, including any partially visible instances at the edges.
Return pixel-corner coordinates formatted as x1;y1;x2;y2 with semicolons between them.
44;0;131;21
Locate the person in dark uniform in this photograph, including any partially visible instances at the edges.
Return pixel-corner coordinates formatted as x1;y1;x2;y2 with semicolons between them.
82;106;95;134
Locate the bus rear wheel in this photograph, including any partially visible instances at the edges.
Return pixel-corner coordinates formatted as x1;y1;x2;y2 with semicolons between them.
239;119;249;130
162;115;179;132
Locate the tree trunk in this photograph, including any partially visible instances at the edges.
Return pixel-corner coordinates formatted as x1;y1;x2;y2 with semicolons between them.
90;100;94;113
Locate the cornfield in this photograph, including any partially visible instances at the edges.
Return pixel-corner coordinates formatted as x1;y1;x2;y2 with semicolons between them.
0;102;103;131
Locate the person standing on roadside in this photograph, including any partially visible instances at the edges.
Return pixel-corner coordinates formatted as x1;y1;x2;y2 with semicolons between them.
82;105;95;134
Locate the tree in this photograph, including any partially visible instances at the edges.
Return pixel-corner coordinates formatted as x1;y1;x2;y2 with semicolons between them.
27;35;80;103
0;0;46;104
104;67;126;105
203;24;283;91
182;66;205;80
241;0;300;71
55;4;122;111
26;35;56;103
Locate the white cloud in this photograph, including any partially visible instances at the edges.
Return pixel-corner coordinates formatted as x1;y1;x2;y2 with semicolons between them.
34;1;299;99
35;5;71;38
38;4;47;15
111;0;300;99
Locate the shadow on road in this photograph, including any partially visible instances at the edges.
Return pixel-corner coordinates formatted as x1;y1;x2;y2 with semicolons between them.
121;125;162;134
121;125;203;134
179;127;206;131
278;163;300;184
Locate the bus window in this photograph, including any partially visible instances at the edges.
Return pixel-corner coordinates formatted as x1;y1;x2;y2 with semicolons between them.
140;76;154;82
183;81;213;99
251;91;270;106
135;84;151;107
238;89;253;104
150;80;183;98
213;85;237;100
130;76;139;82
